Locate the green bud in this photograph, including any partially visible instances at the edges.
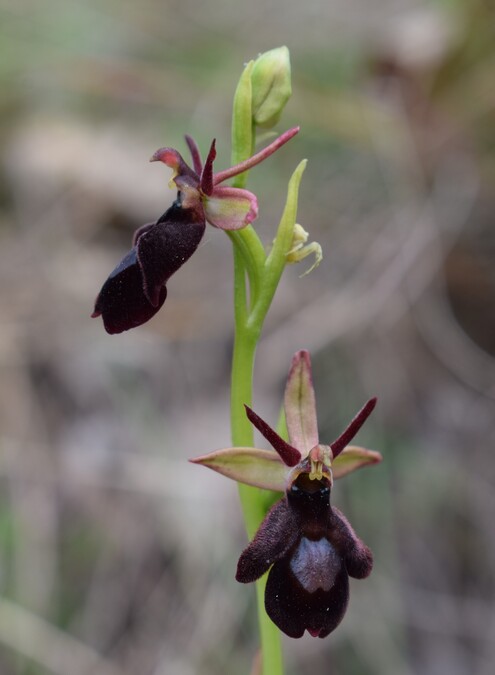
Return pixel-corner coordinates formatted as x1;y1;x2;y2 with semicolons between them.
251;46;292;129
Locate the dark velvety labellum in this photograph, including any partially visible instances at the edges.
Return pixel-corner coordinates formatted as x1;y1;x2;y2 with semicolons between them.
93;248;167;334
137;204;205;307
236;500;300;584
93;200;205;334
265;553;349;639
235;485;373;638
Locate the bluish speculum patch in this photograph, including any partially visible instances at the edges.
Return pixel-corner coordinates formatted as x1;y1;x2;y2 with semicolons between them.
290;537;340;593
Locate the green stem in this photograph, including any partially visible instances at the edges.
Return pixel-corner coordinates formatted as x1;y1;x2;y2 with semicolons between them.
227;226;265;309
228;160;306;675
230;242;284;675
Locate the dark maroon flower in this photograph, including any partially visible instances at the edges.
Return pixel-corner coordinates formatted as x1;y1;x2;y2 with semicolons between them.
194;350;378;638
92;128;298;334
236;469;373;638
92;197;204;334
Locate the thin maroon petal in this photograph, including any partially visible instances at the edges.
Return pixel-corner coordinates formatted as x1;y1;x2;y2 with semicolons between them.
236;499;299;583
92;248;167;334
137;202;205;307
213;127;299;186
184;134;203;175
330;397;377;459
200;139;216;196
244;405;301;467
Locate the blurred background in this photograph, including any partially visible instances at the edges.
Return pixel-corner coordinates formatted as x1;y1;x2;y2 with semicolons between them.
1;0;495;673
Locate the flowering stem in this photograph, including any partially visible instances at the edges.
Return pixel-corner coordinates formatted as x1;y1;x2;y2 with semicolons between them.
227;227;265;308
228;154;307;674
227;50;306;674
230;243;284;675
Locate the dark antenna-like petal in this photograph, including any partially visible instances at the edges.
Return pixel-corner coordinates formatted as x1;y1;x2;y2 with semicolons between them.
200;139;216;196
330;398;377;459
245;405;301;467
185;134;203;175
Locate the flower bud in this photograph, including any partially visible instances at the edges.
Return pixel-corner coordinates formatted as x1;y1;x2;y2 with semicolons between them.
251;46;292;129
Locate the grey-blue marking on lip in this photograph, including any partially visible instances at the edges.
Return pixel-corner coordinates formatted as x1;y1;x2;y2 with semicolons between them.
290;537;341;593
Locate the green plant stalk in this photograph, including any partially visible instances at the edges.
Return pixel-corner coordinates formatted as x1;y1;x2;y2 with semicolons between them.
230;244;284;675
228;160;307;675
228;50;306;672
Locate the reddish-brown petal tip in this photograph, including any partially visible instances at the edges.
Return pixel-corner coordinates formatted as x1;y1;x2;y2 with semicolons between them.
245;405;302;467
330;397;377;459
200;139;217;196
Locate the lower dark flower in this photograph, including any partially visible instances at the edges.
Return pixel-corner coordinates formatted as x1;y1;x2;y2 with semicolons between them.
192;350;379;637
236;468;373;638
92;197;205;334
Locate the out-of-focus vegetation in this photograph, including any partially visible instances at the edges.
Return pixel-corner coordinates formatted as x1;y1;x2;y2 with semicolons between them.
1;0;495;673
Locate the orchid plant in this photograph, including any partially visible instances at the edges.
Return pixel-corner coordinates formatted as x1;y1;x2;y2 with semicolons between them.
92;47;382;675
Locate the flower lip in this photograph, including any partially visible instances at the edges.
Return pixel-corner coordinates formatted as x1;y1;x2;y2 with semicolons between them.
92;200;205;334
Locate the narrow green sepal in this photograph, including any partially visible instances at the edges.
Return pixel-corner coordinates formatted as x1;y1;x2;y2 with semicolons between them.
190;447;287;492
332;446;383;479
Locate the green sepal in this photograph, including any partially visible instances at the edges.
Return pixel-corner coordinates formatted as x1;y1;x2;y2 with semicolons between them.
190;447;287;492
332;446;383;478
284;350;319;454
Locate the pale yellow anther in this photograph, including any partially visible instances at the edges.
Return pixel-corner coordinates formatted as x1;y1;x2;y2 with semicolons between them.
308;444;333;482
286;224;323;276
309;458;324;481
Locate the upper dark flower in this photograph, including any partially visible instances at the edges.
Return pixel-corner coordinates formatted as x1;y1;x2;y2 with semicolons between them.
92;128;298;334
192;350;380;638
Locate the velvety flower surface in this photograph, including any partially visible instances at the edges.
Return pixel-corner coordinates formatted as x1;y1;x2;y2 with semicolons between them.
192;350;380;638
236;468;373;638
92;128;298;334
92;197;204;334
